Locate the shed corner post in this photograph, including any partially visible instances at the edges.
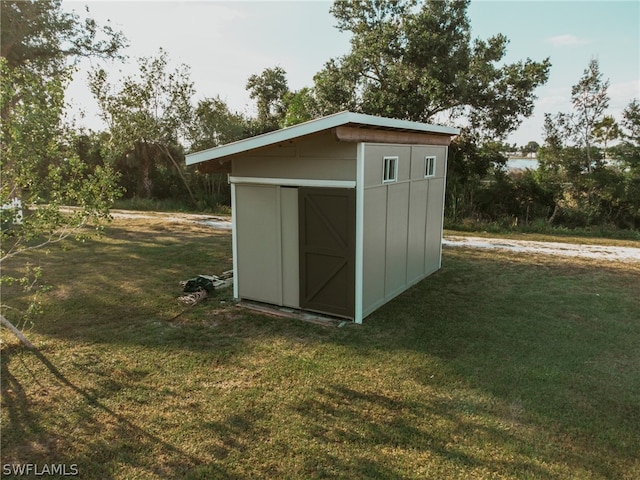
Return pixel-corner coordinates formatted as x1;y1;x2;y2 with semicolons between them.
231;182;239;300
439;145;449;270
354;142;366;324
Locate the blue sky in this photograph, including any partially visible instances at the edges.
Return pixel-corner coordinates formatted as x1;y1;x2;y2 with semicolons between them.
64;0;640;145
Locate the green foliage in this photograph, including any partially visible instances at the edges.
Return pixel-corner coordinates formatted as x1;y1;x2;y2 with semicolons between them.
0;0;126;76
0;0;124;342
315;0;550;138
530;62;640;230
185;96;251;208
245;66;289;133
445;129;508;222
617;99;640;171
521;141;540;154
593;115;620;157
549;59;610;172
89;49;198;204
282;87;318;127
446;58;639;233
0;60;120;246
188;96;248;152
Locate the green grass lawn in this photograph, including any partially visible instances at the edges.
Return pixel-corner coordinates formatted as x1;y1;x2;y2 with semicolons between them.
2;218;639;479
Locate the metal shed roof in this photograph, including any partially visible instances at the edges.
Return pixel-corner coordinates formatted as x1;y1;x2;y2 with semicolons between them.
185;111;460;166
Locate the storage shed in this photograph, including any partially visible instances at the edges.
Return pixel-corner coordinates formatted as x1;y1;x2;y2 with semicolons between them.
186;112;459;323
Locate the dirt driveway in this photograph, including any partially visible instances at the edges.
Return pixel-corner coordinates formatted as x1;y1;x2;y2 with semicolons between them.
110;209;640;263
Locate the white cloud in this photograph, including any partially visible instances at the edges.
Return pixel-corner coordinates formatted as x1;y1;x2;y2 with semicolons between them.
547;34;591;47
609;79;640;105
607;79;640;121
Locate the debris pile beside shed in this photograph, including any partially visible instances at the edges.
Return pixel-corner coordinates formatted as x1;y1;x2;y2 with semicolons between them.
178;270;233;305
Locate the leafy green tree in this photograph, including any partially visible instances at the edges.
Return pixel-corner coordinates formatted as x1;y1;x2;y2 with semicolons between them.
593;115;620;159
187;96;249;207
89;49;197;205
282;87;318;127
1;0;125;347
538;113;589;225
188;96;248;152
246;66;289;133
552;59;610;172
314;0;550;138
319;0;550;229
621;99;640;144
0;0;125;74
538;67;640;228
614;99;640;227
521;141;540;155
445;129;508;222
617;99;640;170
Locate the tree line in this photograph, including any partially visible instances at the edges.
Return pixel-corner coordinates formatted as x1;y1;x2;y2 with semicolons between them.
447;61;640;231
3;0;640;237
4;0;638;233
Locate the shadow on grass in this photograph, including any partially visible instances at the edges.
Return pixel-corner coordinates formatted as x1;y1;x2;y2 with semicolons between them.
2;223;235;351
0;343;233;479
358;248;640;478
4;220;639;478
292;384;558;479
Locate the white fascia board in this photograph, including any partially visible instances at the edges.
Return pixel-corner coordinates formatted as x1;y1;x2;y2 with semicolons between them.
187;119;328;165
186;112;353;165
186;111;460;166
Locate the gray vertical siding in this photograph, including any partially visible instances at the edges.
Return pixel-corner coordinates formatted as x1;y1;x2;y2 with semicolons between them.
235;184;281;304
280;187;300;308
234;184;300;308
362;143;448;317
232;136;448;321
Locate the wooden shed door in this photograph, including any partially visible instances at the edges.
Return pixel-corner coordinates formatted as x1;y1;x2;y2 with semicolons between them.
299;187;355;318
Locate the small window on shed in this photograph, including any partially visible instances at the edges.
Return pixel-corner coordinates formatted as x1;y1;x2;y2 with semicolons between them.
425;156;436;177
383;156;398;183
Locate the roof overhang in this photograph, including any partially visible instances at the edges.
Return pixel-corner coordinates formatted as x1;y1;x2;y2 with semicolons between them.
186;111;460;166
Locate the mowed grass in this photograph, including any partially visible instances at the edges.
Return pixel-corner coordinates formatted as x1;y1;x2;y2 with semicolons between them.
2;217;639;479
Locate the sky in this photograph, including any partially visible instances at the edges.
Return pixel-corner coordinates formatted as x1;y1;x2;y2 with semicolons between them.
62;0;640;146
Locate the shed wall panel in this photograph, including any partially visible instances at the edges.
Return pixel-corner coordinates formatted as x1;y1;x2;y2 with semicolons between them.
232;132;357;181
425;178;446;275
280;187;299;308
362;187;387;314
361;143;449;319
410;146;447;179
233;156;355;180
385;182;410;298
407;180;428;284
363;144;411;187
235;185;281;304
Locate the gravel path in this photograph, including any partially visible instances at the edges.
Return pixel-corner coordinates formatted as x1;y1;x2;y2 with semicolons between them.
443;235;640;263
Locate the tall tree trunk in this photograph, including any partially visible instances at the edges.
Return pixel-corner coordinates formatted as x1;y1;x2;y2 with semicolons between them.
160;145;198;208
135;142;153;198
548;203;561;224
